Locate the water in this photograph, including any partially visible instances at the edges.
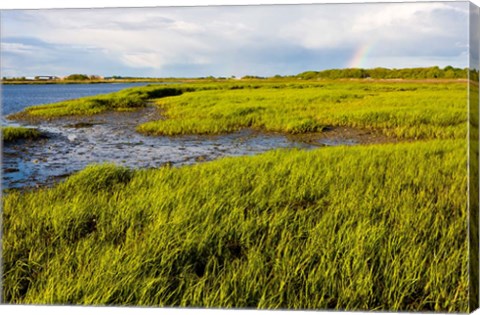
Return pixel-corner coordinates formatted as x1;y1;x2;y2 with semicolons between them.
1;83;152;116
2;83;358;189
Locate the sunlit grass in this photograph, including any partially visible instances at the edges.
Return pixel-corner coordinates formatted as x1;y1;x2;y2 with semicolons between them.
2;126;42;142
2;79;470;311
8;85;185;118
3;140;468;311
136;81;467;139
13;80;468;141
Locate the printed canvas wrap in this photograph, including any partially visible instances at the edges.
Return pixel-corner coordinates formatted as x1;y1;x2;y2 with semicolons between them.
1;1;479;313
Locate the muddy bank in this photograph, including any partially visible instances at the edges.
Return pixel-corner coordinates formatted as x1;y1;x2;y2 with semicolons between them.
3;107;395;190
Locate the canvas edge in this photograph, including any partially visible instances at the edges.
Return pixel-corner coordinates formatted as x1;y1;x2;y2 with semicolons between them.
469;1;480;313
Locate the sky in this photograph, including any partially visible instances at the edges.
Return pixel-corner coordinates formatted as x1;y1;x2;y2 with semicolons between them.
0;1;471;78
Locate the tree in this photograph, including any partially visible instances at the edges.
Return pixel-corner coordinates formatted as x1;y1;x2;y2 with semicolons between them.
65;74;90;81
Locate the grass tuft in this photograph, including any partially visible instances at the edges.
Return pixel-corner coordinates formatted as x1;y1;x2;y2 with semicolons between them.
2;126;43;142
61;164;134;194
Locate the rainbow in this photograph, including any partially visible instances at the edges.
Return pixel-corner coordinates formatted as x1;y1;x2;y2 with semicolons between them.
347;43;374;69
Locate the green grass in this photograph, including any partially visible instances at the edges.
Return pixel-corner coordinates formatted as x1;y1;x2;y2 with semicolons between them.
9;82;276;119
13;80;468;141
137;81;467;139
3;79;471;311
2;126;42;142
2;140;468;311
8;85;186;118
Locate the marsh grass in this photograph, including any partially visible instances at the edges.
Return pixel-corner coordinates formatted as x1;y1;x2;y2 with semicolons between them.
8;85;186;119
2;79;471;311
13;80;467;141
2;140;468;311
136;81;467;139
2;126;42;142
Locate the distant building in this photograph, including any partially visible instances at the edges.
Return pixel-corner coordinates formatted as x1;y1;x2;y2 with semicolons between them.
35;76;59;80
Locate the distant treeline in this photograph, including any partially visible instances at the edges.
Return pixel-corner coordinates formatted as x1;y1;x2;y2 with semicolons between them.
4;67;479;83
296;66;468;80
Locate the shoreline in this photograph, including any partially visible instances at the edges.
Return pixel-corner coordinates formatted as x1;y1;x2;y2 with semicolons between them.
1;79;183;85
1;77;469;85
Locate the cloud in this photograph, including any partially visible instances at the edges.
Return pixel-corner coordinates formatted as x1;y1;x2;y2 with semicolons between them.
0;37;136;77
280;3;467;54
0;2;470;77
1;42;37;54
